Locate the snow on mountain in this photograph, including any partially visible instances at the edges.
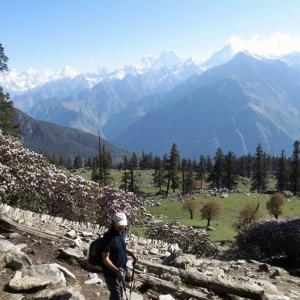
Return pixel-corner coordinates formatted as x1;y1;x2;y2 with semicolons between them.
0;66;78;95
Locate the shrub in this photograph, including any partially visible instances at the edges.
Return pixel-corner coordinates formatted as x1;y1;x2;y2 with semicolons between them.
145;221;218;256
0;131;146;226
267;192;284;219
200;200;220;227
236;218;300;264
235;201;261;228
182;197;198;219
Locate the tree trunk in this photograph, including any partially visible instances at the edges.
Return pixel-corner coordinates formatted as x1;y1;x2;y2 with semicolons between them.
138;259;265;300
166;176;170;196
136;272;207;300
190;209;193;220
207;217;211;227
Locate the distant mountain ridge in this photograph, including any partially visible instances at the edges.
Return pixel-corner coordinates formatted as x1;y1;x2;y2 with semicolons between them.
113;52;300;157
4;47;300;157
13;108;128;161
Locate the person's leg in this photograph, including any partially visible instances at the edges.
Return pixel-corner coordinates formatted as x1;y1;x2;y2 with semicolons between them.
104;274;123;300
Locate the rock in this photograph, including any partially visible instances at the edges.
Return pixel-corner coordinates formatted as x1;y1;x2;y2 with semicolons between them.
21;264;66;287
59;247;85;260
258;263;271;273
149;248;159;255
51;263;76;279
0;239;32;270
66;229;77;239
161;273;181;286
16;243;27;251
159;295;175;300
81;231;93;237
206;226;216;231
3;293;24;300
84;277;103;285
221;193;229;198
128;291;143;300
9;232;22;239
269;267;288;278
73;237;89;251
33;287;86;300
9;271;50;291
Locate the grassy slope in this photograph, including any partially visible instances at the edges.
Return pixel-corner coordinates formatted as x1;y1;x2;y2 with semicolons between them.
72;168;300;240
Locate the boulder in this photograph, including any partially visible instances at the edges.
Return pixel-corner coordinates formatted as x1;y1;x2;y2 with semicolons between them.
9;233;22;239
2;293;24;300
58;247;85;260
9;271;50;291
33;287;86;300
21;264;66;288
0;239;32;270
66;229;77;239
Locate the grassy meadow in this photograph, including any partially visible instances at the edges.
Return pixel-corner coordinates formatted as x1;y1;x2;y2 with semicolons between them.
72;168;300;240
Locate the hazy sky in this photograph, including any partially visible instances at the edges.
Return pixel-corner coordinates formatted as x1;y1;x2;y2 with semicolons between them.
1;0;300;71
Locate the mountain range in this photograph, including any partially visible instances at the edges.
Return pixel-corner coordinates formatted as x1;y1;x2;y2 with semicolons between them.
3;46;300;157
13;109;128;161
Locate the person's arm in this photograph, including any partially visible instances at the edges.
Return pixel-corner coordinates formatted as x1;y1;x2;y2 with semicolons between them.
102;252;123;278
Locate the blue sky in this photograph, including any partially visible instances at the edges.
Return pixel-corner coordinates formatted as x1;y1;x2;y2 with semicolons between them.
1;0;300;71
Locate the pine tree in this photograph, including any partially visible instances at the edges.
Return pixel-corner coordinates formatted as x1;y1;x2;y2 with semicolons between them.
196;155;207;189
101;145;111;185
153;157;166;192
290;140;300;195
130;152;138;169
184;160;194;194
0;44;19;136
276;150;290;192
73;155;83;169
251;144;267;193
225;151;236;190
166;143;180;195
209;148;225;189
181;159;187;194
120;170;130;192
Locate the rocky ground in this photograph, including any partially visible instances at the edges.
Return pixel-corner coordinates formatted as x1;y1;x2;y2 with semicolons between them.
0;203;300;300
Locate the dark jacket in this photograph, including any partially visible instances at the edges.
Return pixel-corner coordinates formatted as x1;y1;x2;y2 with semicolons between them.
101;226;128;277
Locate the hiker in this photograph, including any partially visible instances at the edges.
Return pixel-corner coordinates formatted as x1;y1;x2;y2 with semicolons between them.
101;211;138;300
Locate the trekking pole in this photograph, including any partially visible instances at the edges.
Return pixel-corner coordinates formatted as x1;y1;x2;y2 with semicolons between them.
129;260;136;300
119;268;129;300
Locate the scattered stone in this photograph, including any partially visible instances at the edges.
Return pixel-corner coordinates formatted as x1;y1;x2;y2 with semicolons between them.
159;295;175;300
258;263;271;273
9;233;22;239
21;264;66;287
59;247;85;260
51;263;76;279
33;286;86;300
206;226;216;231
15;243;27;251
0;239;32;270
3;293;24;300
66;229;77;239
221;193;229;198
9;271;50;291
150;248;159;255
84;277;103;285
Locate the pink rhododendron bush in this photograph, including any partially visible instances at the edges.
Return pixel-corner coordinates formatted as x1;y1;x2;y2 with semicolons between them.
0;131;145;225
146;221;218;256
236;218;300;264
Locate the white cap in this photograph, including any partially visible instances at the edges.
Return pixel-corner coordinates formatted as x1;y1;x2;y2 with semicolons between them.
112;212;128;226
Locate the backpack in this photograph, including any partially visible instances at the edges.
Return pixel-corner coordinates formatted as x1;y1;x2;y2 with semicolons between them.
88;236;105;266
